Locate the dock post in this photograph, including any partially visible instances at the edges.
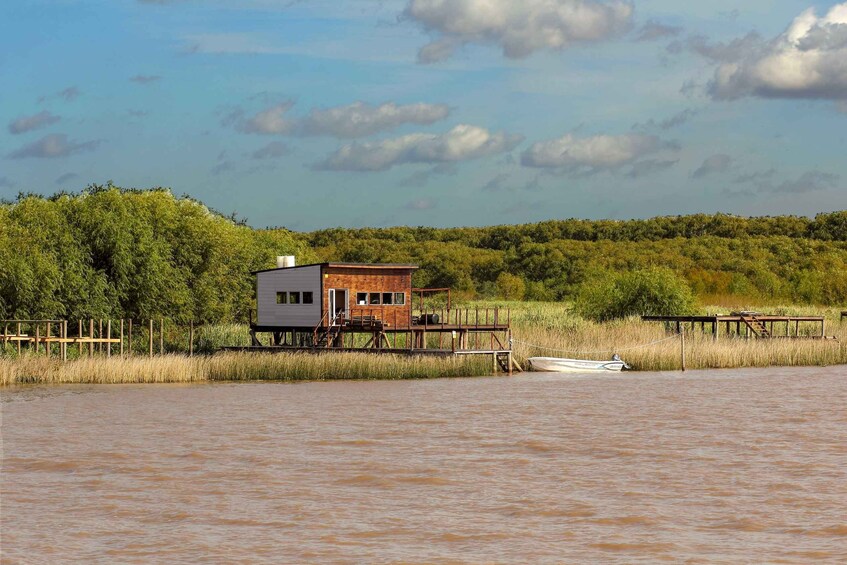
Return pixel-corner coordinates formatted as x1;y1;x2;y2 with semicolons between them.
62;321;67;362
680;327;686;372
493;352;497;374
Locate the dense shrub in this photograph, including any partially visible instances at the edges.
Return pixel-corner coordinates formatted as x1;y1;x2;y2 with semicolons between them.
574;268;696;321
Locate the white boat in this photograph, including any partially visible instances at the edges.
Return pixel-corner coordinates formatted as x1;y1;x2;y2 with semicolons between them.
528;354;629;373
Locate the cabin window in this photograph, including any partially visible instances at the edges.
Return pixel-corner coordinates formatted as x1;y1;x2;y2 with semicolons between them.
369;292;381;305
394;293;405;305
289;292;300;304
303;292;313;304
276;292;287;304
356;292;368;305
382;292;394;305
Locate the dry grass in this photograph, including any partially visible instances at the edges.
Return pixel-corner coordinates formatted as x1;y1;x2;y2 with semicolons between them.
498;301;846;371
0;352;492;386
1;301;843;385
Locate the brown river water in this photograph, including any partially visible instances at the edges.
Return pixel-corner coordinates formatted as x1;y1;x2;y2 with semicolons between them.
2;366;846;563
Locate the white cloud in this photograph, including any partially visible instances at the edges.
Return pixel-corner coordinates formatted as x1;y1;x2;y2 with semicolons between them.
521;133;662;171
302;102;450;138
697;3;847;100
316;124;523;171
231;101;451;138
9;134;100;159
8;111;61;134
691;154;732;178
406;0;634;62
635;20;682;42
238;102;296;134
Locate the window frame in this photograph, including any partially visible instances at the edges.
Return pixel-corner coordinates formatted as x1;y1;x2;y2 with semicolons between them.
276;291;288;304
303;292;313;304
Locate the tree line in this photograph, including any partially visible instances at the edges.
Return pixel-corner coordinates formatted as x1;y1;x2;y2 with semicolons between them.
1;186;845;322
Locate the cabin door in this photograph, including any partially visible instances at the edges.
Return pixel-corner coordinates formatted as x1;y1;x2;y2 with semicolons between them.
328;289;347;325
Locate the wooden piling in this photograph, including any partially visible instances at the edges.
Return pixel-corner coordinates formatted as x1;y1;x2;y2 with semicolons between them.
680;326;686;372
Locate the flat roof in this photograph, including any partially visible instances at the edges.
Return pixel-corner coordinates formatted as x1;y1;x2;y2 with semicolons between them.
252;262;419;275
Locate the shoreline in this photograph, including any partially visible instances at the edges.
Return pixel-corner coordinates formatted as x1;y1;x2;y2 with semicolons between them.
2;348;844;387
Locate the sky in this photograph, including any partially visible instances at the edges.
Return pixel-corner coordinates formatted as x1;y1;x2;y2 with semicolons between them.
1;0;846;230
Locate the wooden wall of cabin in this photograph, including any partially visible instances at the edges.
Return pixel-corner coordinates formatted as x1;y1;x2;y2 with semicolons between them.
322;267;413;328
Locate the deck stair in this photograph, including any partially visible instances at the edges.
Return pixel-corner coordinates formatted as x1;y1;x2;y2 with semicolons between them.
740;314;771;338
496;351;512;373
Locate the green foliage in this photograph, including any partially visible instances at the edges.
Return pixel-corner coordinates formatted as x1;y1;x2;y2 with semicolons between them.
495;272;525;300
574;268;696;322
0;186;313;322
1;186;844;325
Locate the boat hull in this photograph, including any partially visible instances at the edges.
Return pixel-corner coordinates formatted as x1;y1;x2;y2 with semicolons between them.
528;357;626;373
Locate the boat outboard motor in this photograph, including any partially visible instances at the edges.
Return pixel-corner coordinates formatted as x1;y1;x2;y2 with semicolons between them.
611;353;631;370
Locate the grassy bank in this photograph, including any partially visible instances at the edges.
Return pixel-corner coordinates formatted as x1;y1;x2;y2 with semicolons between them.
1;302;843;385
499;301;846;370
0;352;493;386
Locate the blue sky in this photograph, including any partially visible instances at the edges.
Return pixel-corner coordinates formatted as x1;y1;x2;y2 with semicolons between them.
1;0;846;229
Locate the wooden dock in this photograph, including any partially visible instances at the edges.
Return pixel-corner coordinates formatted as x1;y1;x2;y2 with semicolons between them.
642;313;834;339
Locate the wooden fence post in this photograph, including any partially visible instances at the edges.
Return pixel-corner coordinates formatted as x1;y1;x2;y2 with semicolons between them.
680;326;686;372
120;319;124;357
17;322;22;355
98;319;103;353
189;320;194;357
89;319;94;357
35;324;40;356
160;318;164;355
128;319;133;357
149;319;153;358
106;320;111;358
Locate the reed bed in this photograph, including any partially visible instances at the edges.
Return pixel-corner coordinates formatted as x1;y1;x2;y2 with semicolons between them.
504;301;846;371
0;352;492;386
1;301;843;385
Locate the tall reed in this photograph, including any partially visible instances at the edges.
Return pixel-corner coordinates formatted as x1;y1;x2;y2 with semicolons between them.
0;352;492;386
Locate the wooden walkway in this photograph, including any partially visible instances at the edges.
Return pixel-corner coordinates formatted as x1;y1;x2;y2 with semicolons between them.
642;314;833;339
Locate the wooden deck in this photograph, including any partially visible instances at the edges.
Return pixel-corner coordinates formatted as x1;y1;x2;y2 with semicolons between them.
642;314;833;339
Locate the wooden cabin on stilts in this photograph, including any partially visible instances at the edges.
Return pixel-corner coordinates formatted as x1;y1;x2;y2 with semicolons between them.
236;257;517;373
